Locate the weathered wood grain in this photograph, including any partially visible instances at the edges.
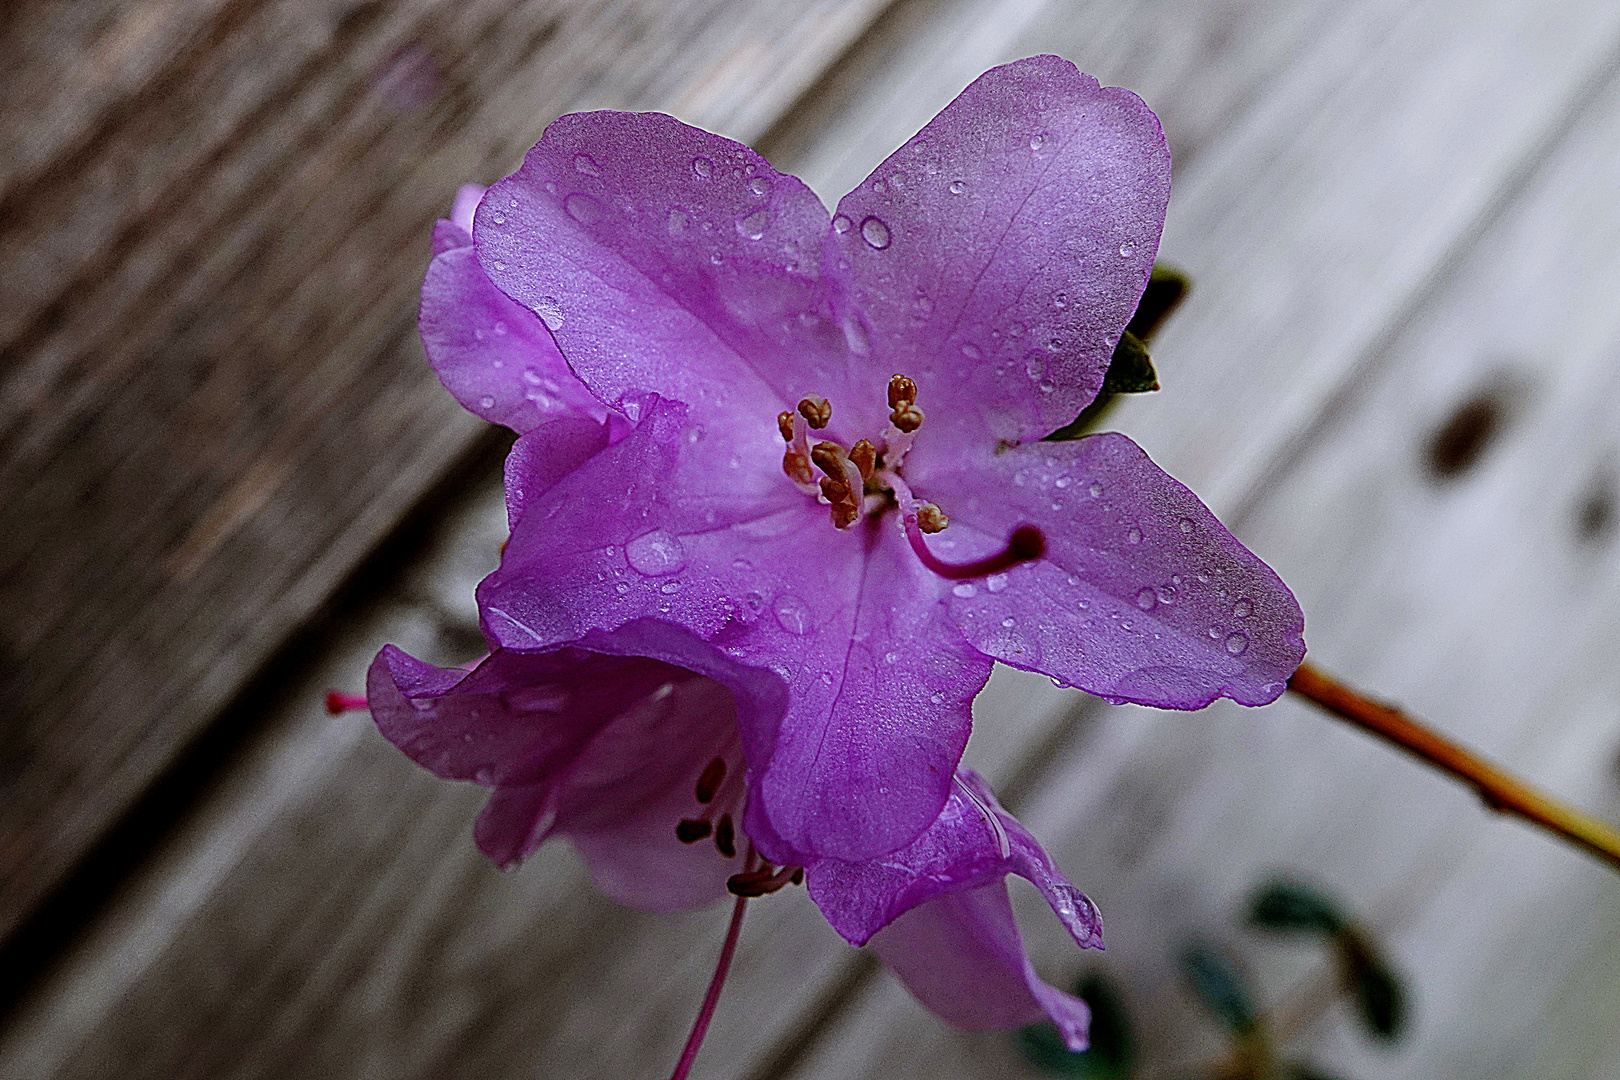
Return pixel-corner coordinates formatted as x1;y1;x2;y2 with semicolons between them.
8;0;1620;1077
0;0;892;948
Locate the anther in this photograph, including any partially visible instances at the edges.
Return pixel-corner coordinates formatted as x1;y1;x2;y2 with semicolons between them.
783;449;814;486
727;863;805;897
676;819;713;844
916;503;948;533
695;757;727;804
777;411;796;442
714;814;736;858
887;374;917;409
797;396;832;429
810;441;846;478
890;402;924;433
849;439;876;480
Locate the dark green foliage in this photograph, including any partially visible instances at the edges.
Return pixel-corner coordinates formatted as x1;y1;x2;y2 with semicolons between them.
1249;878;1347;936
1179;941;1256;1035
1099;332;1158;394
1125;264;1190;342
1340;936;1406;1040
1013;971;1135;1078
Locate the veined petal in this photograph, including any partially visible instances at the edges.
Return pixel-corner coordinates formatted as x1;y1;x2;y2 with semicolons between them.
917;432;1305;707
831;55;1170;459
868;883;1093;1051
419;240;605;433
480;396;988;863
474;111;872;434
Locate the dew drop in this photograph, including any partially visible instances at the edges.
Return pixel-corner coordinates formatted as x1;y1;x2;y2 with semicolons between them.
1135;588;1156;610
660;580;681;594
768;661;792;682
522;368;543;386
986;573;1009;593
615;581;630;594
1225;632;1249;655
1037;378;1056;394
1053;292;1069;309
564;193;601;224
1055;476;1070;488
1178;517;1195;535
492;260;507;272
625;529;686;576
773;595;812;635
884;651;899;664
744;591;766;615
952;583;977;598
1233;599;1254;618
1157;585;1176;604
731;557;751;570
748;176;772;196
860;216;892;249
1126;527;1142;544
737;209;771;240
533;296;564;330
1207;626;1222;639
930;692;945;705
667;208;688;235
692;156;713;179
1001;617;1017;628
961;342;982;360
1089;481;1104;498
491;212;506;225
1029;133;1045;151
832;214;853;234
710;251;724;265
948;179;967;195
1118;240;1136;258
573;154;601;176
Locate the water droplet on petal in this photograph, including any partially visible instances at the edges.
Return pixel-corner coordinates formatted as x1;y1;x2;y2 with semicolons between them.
930;692;945;705
773;595;812;635
744;591;766;615
667;208;688;234
478;395;495;409
884;651;899;664
709;251;724;265
615;581;630;594
492;260;506;272
748;176;772;196
1037;378;1056;394
533;296;564;330
692;156;713;179
1178;517;1195;535
660;580;681;594
859;216;891;249
1233;599;1254;618
986;573;1009;593
1126;527;1142;544
573;153;601;176
1157;585;1176;604
832;214;853;234
522;368;543;386
1226;632;1249;655
1119;240;1137;258
737;209;771;240
491;212;506;225
564;193;601;224
1089;481;1104;498
1029;132;1045;151
1136;588;1156;610
948;179;967;195
952;583;977;598
961;342;982;360
731;557;750;570
625;529;686;576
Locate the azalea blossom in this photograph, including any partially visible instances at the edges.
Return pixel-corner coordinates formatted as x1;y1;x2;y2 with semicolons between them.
437;54;1303;874
366;620;1101;1051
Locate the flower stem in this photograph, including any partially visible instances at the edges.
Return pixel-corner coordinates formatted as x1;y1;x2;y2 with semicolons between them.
1288;661;1620;874
668;890;750;1080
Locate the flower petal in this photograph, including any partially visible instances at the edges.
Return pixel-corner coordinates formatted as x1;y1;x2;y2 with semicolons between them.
419;240;605;433
474;111;875;434
867;882;1092;1051
807;768;1101;949
479;397;989;862
831;55;1170;457
915;432;1305;707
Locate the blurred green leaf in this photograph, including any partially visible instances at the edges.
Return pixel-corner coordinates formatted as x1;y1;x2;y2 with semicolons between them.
1287;1064;1351;1080
1125;264;1190;342
1249;878;1347;936
1013;971;1135;1078
1100;332;1158;395
1350;954;1406;1040
1180;941;1257;1035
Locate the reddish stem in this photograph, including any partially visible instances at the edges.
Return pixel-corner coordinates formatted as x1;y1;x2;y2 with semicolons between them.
324;690;368;715
668;890;750;1080
903;516;1046;580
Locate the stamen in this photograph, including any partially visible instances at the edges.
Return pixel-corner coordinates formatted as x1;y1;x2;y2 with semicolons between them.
887;374;917;408
849;439;876;480
324;691;368;715
727;863;805;897
889;402;924;433
676;819;713;843
797;395;832;429
695;757;727;804
667;852;755;1080
777;411;796;442
904;514;1046;581
916;503;948;533
714;814;736;858
782;448;814;487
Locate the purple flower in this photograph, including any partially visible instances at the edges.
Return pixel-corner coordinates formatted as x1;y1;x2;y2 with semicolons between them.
367;621;1101;1047
441;55;1303;869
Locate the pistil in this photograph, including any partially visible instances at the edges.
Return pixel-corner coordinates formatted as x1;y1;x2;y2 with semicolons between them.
667;851;756;1080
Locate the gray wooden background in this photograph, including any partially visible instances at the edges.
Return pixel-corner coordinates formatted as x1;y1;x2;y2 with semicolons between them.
4;0;1620;1076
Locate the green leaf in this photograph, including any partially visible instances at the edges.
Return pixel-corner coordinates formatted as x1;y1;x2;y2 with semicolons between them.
1126;264;1190;342
1248;878;1347;936
1352;956;1406;1040
1012;971;1135;1078
1100;332;1158;395
1180;941;1256;1035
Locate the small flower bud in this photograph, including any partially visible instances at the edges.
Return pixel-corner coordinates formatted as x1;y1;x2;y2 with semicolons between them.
777;411;796;442
916;503;949;533
849;438;877;480
783;449;814;485
797;395;832;429
887;374;917;409
890;402;924;433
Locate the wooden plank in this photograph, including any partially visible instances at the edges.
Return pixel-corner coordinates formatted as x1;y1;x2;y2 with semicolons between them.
10;0;1620;1077
0;0;892;947
785;5;1620;1078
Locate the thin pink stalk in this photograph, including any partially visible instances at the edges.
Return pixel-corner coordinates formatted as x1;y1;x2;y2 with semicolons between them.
668;889;750;1080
